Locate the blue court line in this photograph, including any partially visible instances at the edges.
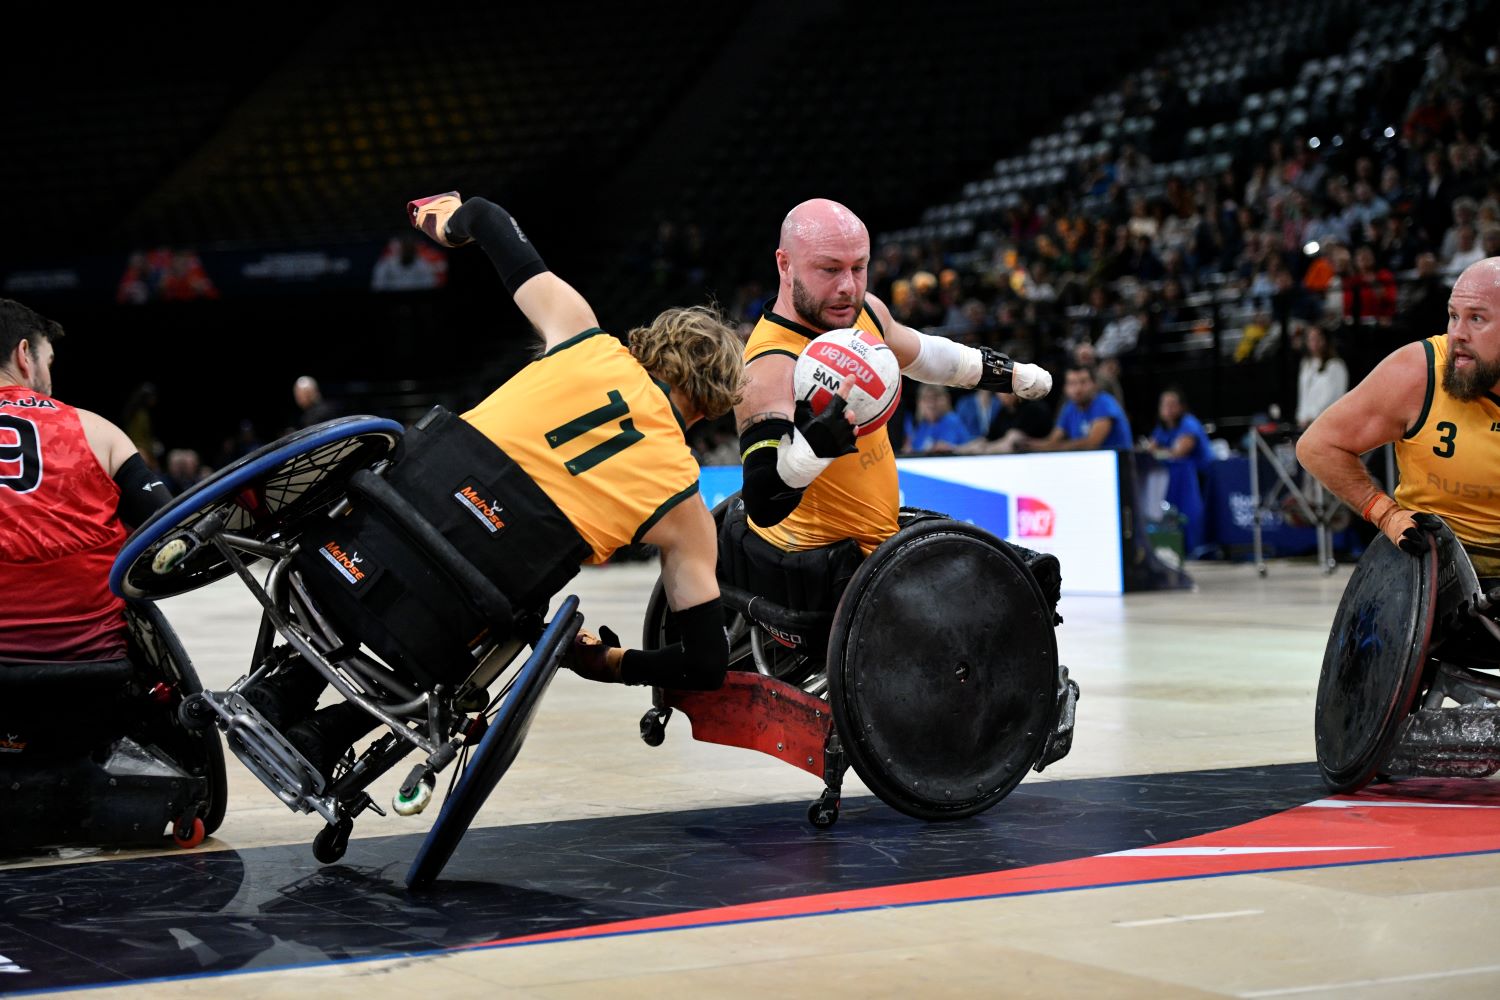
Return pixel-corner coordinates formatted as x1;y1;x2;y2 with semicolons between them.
7;845;1500;997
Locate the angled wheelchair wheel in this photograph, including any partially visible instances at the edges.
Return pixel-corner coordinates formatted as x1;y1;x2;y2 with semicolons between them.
112;416;404;600
827;519;1058;821
1315;534;1438;793
125;600;229;836
406;595;583;889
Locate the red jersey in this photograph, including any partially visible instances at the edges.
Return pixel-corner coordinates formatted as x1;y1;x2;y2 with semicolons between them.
0;387;128;661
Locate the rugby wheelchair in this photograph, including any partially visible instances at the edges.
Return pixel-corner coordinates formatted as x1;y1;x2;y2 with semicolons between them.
108;411;588;888
1316;516;1500;792
0;599;227;852
638;495;1080;826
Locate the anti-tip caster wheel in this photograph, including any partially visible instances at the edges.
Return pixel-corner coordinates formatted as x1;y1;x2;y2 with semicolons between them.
639;707;669;747
807;793;840;829
313;816;353;864
177;693;215;733
171;815;206;849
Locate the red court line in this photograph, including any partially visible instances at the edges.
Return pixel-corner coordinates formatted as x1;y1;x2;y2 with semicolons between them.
471;779;1500;948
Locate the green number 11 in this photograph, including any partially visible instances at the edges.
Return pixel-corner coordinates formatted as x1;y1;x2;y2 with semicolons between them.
545;389;645;476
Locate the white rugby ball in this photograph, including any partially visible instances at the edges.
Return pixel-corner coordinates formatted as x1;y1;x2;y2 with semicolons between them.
793;328;902;437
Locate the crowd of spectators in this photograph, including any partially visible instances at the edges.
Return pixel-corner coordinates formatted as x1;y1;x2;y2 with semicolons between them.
686;13;1500;467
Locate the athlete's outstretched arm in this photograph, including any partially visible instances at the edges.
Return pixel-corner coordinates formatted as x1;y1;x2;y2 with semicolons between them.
1296;341;1431;550
863;293;1052;399
409;193;598;350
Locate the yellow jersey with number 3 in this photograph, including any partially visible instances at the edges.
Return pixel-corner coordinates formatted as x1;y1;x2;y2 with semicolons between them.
1394;335;1500;576
744;302;899;555
463;329;700;565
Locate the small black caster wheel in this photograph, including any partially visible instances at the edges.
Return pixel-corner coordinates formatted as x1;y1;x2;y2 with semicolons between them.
313;816;353;864
807;794;840;829
639;708;668;747
178;693;214;732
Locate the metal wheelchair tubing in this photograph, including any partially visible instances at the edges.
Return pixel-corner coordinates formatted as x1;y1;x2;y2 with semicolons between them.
209;534;440;758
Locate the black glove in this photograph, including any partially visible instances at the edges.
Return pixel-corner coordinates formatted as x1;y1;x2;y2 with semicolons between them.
1397;512;1444;556
794;396;858;459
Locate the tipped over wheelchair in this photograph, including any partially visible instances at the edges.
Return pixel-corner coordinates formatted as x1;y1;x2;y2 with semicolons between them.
639;495;1080;827
109;411;589;888
1316;514;1500;792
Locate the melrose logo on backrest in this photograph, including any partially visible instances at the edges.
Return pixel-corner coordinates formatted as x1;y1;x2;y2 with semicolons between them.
319;541;366;584
1017;497;1055;537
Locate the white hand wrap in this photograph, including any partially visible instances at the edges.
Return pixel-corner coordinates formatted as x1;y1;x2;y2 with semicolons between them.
902;331;978;385
1011;362;1052;400
775;428;836;489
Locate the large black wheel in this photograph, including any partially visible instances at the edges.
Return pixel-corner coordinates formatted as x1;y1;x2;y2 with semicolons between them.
125;600;229;837
1315;534;1438;793
827;520;1058;821
406;596;582;889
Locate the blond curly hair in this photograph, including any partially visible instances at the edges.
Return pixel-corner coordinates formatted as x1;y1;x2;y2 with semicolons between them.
627;304;745;420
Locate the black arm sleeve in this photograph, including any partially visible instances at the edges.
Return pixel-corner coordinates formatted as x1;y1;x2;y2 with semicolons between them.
113;453;173;530
739;417;805;527
445;197;550;294
619;599;729;691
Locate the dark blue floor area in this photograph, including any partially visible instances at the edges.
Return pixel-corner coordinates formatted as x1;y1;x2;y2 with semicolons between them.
0;763;1327;994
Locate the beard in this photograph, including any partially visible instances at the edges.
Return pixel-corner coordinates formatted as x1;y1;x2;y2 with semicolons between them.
1443;352;1500;401
791;276;853;331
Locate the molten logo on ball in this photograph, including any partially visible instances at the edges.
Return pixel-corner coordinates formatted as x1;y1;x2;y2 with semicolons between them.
793;329;902;436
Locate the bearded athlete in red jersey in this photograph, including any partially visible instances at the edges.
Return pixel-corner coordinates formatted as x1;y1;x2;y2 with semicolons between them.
0;299;172;662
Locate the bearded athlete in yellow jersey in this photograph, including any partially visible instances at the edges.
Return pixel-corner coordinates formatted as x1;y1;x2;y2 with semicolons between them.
1300;257;1500;580
735;199;1054;556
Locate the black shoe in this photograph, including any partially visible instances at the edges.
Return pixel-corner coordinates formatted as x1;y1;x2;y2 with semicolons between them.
286;702;379;779
241;656;328;730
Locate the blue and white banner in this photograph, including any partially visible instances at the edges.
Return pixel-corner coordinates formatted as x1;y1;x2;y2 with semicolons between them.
698;450;1124;595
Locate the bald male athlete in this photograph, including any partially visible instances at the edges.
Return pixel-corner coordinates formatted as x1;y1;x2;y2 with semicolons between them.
736;199;1054;556
1298;257;1500;579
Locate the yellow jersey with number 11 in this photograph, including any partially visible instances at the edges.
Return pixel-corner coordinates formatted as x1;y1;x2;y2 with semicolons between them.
462;328;700;565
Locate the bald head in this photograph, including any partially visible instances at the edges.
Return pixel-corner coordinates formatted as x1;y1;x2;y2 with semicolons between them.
1454;256;1500;297
780;199;868;255
775;199;871;330
293;376;321;409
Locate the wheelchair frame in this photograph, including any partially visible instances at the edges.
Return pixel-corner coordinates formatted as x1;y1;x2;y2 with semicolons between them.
110;417;584;886
640;498;1078;827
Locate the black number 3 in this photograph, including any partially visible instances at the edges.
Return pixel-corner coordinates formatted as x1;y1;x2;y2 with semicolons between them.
0;414;43;492
1433;421;1457;459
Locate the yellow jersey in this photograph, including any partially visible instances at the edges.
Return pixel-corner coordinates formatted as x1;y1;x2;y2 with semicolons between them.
1394;335;1500;576
463;329;700;565
744;302;899;555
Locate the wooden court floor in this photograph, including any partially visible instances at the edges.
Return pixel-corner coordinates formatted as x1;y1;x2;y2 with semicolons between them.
4;559;1500;999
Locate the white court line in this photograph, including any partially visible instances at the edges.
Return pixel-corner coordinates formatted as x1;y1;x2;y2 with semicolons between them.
1104;846;1383;857
1114;909;1263;928
1309;798;1500;809
1238;962;1500;997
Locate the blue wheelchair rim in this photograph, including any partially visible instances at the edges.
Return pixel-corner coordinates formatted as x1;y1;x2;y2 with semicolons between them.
407;594;582;889
110;416;404;598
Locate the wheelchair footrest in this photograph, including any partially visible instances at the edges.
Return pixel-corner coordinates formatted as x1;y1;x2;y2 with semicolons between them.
662;672;833;780
1385;707;1500;778
196;691;336;821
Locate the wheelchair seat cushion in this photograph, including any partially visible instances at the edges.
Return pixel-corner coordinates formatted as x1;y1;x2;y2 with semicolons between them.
295;407;589;689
